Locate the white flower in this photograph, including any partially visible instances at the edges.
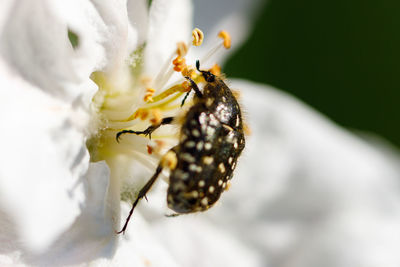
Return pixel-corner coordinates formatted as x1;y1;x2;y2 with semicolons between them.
1;0;400;267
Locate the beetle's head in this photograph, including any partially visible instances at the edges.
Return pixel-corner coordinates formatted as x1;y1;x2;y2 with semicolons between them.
196;60;215;83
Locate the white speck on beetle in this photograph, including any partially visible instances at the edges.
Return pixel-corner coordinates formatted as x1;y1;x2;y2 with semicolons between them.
192;129;200;137
189;164;198;172
203;156;213;164
181;153;195;163
196;141;204;151
185;141;195;148
218;163;226;173
204;142;212;150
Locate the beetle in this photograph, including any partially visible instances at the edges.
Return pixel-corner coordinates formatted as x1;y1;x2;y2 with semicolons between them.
116;60;245;234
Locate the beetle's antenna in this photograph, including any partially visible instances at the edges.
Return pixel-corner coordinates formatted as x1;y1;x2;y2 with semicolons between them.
196;60;215;82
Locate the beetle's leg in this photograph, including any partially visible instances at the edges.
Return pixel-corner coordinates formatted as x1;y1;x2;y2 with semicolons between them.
117;165;163;234
165;213;182;218
116;117;174;142
117;149;178;234
181;76;203;107
180;91;191;107
185;76;203;98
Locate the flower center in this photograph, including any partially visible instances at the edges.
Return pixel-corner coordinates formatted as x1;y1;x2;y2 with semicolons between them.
86;29;231;197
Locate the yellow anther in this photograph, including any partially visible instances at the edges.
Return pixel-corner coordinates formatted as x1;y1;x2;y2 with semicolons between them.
140;75;152;87
140;110;149;120
181;66;196;79
144;88;156;102
138;109;149;120
218;30;231;49
172;56;186;72
209;64;221;76
147;145;153;155
181;81;192;92
192;28;204;46
161;151;178;170
176;42;188;57
147;140;166;155
144;95;153;102
150;109;162;125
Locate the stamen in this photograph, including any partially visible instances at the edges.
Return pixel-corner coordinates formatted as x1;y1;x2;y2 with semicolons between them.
153;40;190;91
151;83;189;102
161;151;178;170
152;29;204;91
152;48;179;91
147;145;153;155
140;75;152;88
144;88;155;102
218;30;231;49
135;109;149;120
181;66;196;79
150;109;162;125
172;56;186;72
192;28;204;46
147;140;167;155
201;30;232;66
181;80;191;91
176;42;188;57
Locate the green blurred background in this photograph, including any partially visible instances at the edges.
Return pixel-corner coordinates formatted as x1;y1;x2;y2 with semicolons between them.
225;0;400;148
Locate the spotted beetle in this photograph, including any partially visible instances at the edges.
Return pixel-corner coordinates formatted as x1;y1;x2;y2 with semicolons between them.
117;60;245;234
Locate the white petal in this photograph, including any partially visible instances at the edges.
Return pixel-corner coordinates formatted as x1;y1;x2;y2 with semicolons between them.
90;0;139;73
144;0;193;76
0;0;140;105
110;203;181;267
0;0;103;103
0;0;14;33
285;210;400;267
27;161;115;266
0;60;90;253
127;0;149;46
207;79;400;266
152;217;263;267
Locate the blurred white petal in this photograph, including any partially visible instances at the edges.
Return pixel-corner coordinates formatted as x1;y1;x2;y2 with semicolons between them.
152;216;263;267
191;0;264;65
205;79;400;267
193;0;263;35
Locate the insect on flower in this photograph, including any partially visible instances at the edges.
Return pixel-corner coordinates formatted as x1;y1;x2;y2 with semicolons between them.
116;30;245;234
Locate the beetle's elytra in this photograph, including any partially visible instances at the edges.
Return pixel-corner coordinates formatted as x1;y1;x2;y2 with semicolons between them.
116;60;245;234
